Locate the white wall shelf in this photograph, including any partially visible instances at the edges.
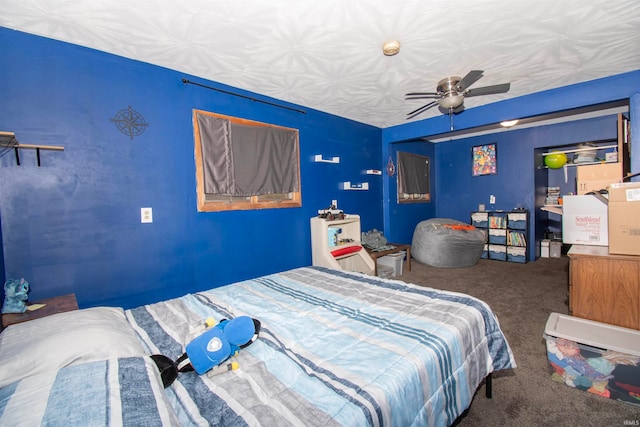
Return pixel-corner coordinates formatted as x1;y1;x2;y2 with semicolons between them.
342;181;369;190
542;144;616;156
314;154;340;163
541;205;563;215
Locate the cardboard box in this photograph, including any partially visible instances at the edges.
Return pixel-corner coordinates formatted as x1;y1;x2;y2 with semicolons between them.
562;194;608;246
544;313;640;406
608;182;640;256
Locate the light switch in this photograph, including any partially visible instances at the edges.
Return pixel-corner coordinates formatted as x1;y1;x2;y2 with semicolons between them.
141;207;153;223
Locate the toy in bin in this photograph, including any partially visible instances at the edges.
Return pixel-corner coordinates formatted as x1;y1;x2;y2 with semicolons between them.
151;315;261;388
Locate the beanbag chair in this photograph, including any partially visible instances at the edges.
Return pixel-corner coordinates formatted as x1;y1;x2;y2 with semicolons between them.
412;218;485;268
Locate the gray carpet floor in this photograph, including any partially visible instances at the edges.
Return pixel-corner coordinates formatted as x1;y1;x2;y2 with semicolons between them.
397;256;640;426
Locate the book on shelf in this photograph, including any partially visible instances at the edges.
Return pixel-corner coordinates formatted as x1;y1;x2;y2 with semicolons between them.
545;186;561;205
508;231;526;246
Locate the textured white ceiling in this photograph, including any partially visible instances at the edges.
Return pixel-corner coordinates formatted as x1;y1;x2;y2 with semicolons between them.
1;0;639;128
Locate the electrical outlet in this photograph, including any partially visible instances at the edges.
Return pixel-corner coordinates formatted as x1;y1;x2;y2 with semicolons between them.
141;207;153;223
489;195;496;204
332;199;338;209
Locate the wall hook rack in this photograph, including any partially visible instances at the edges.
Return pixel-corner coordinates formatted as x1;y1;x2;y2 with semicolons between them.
0;131;64;167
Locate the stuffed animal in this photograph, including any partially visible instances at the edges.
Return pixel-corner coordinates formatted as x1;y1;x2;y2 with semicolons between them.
152;315;261;388
181;316;259;374
2;278;30;314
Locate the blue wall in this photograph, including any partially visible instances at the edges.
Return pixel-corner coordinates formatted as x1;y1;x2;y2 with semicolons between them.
433;115;619;260
1;27;639;308
384;141;436;244
0;28;383;308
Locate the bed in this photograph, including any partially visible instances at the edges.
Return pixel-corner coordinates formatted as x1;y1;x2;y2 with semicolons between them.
0;266;516;426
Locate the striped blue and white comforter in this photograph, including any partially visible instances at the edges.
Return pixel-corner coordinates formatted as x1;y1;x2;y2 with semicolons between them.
0;356;179;426
127;266;516;427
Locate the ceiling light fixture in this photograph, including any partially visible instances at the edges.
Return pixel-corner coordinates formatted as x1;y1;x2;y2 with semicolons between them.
500;119;519;128
438;94;464;110
382;40;400;56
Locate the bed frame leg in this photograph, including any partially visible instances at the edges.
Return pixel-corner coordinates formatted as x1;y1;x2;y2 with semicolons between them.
485;373;493;398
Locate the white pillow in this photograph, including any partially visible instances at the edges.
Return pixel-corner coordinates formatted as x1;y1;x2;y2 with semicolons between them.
0;307;145;388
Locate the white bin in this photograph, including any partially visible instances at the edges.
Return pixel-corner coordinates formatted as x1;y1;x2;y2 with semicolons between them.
377;252;404;277
376;264;394;279
543;313;640;406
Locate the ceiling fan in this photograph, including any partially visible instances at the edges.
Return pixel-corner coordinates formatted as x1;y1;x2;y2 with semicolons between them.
405;70;510;120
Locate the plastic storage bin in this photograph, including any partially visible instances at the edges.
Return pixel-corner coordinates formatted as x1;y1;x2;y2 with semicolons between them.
376;264;394;279
377;252;404;277
543;313;640;406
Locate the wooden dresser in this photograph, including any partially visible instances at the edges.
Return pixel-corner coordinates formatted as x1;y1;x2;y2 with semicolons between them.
568;245;640;330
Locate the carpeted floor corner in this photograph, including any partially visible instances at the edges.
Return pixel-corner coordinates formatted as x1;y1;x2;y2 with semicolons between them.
397;256;640;426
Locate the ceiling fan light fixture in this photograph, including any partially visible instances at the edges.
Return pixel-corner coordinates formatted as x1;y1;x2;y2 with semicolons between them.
500;119;519;128
405;71;511;119
382;40;400;56
438;94;464;109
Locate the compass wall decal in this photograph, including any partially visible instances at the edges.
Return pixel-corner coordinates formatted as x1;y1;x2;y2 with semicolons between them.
111;106;149;139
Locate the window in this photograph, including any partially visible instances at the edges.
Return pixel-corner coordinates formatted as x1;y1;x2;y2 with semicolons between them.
397;151;431;203
193;110;301;212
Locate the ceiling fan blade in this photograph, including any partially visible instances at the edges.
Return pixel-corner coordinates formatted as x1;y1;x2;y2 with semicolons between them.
455;70;484;91
405;94;440;100
465;83;511;97
405;91;439;97
407;101;438;119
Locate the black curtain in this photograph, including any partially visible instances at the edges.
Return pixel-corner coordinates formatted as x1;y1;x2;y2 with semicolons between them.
398;152;430;195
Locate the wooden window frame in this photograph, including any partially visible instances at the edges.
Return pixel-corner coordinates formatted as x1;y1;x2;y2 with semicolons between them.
193;110;301;212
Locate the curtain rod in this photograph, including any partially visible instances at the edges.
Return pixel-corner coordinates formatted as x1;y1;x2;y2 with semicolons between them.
181;78;307;115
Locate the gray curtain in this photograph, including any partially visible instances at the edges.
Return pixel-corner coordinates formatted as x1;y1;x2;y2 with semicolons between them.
197;114;234;195
197;112;299;196
398;152;430;194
